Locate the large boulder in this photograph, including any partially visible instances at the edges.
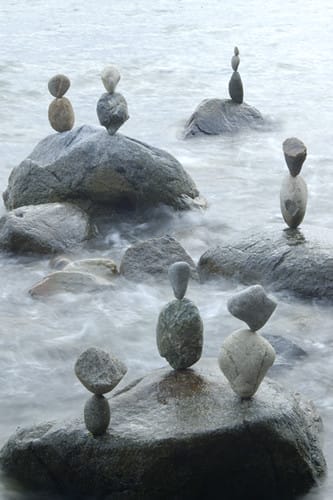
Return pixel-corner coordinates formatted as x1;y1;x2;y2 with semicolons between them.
119;235;197;281
198;226;333;300
0;360;325;499
184;98;264;138
0;202;92;254
3;125;201;215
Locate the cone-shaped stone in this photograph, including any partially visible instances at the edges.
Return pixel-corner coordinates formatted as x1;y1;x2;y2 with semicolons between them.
84;394;110;436
101;65;121;93
168;261;191;300
231;47;240;71
283;138;307;177
219;328;276;398
48;97;74;132
48;74;71;98
280;174;308;228
227;285;277;331
229;71;243;104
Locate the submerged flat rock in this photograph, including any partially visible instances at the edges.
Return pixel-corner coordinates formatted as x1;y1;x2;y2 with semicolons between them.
3;125;201;215
0;360;325;499
198;225;333;300
184;98;264;138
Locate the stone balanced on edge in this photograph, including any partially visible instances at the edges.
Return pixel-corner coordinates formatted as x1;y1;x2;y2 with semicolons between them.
75;347;127;436
156;261;203;370
228;46;244;104
280;137;308;229
96;65;129;135
48;74;75;132
219;284;276;399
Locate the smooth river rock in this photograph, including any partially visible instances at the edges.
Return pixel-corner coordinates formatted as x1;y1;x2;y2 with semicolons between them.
184;98;264;138
29;270;114;297
3;125;201;215
0;202;92;254
0;360;326;499
280;174;308;229
197;225;333;300
168;261;191;299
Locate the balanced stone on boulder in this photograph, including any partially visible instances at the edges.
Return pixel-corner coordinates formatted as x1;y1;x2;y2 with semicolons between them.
3;125;201;215
283;137;307;177
0;360;326;499
0;202;92;254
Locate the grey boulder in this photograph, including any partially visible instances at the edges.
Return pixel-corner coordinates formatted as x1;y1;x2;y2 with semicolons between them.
184;98;264;138
0;202;92;254
198;225;333;300
3;125;201;214
0;360;326;499
120;235;197;282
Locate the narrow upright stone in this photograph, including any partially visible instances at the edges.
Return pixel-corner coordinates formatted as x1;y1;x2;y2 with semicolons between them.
231;46;240;71
229;47;243;104
283;138;307;177
168;261;191;300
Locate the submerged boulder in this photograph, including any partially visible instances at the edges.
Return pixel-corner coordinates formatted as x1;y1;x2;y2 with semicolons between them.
3;125;201;215
184;98;264;138
0;202;92;254
0;360;326;499
198;225;333;300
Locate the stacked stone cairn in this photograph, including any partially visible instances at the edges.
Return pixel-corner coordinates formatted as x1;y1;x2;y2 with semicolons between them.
228;46;244;104
96;65;129;135
218;285;277;399
75;347;127;436
48;74;75;132
280;137;308;229
156;262;203;370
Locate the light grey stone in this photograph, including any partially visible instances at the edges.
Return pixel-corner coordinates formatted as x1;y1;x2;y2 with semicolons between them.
231;46;240;71
227;284;277;331
156;298;203;369
283;137;307;177
64;258;118;280
3;125;201;215
84;395;110;436
0;202;92;254
101;65;121;93
168;261;191;299
229;71;243;104
49;255;72;270
96;92;129;135
48;74;70;98
48;97;75;133
75;347;127;395
0;359;326;499
219;328;276;398
29;270;114;297
280;174;308;229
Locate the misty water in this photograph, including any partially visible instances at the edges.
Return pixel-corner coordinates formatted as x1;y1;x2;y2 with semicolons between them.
0;0;333;498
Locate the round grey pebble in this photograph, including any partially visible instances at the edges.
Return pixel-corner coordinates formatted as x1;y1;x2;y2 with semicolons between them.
168;261;191;300
48;74;71;98
84;394;110;436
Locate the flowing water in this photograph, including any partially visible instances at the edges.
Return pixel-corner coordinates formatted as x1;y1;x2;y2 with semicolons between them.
0;0;333;498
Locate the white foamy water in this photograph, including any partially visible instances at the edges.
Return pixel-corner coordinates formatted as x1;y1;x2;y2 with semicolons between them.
0;0;333;498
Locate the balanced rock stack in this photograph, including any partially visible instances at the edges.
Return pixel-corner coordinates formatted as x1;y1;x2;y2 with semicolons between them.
219;285;276;399
48;74;75;132
228;46;244;104
96;65;129;135
156;261;203;370
280;137;308;229
75;347;127;436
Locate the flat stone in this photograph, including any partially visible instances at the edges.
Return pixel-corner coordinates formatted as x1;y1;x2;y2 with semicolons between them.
197;225;333;300
84;395;110;436
184;98;264;138
64;258;118;279
75;347;127;395
48;74;70;98
283;137;307;177
29;270;113;297
280;174;308;229
96;92;129;135
0;360;326;499
0;202;92;254
168;261;191;299
227;284;277;331
156;298;203;369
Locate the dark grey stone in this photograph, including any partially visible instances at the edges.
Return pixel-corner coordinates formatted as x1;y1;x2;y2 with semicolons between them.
229;71;243;104
96;92;129;135
0;360;326;499
3;125;201;215
184;98;264;138
0;202;92;254
198;225;333;300
84;395;111;436
227;285;277;331
156;298;203;369
283;137;307;177
119;235;197;282
168;261;191;299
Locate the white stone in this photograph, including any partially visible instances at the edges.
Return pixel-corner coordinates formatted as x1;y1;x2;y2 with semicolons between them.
101;65;121;93
280;174;308;229
218;328;276;398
